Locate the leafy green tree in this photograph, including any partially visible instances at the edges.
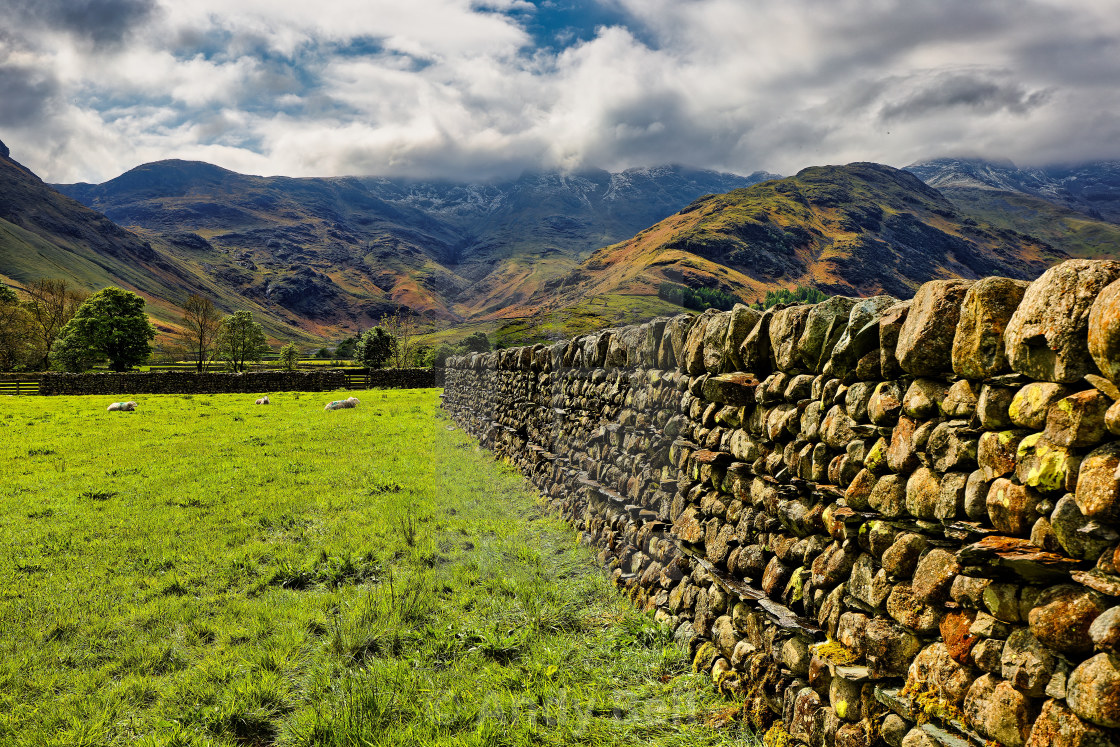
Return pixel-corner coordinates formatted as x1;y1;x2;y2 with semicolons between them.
51;287;156;372
180;294;222;373
427;343;458;367
335;337;357;361
0;286;33;371
354;327;394;369
279;343;300;370
461;331;491;353
215;310;267;372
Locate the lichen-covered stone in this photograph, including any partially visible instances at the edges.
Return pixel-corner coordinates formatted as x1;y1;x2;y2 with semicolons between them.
703;311;733;374
1024;698;1117;747
723;304;762;372
1051;493;1118;561
797;296;858;372
987;478;1045;536
867;380;903;426
897;279;974;376
1067;653;1120;728
1028;585;1109;654
881;532;927;578
848;553;891;610
682;308;719;374
964;674;1037;747
942;378;981;418
953;276;1029;379
1076;442;1120;521
831;295;898;376
886;416;922;474
864;618;921;678
911;548;959;604
1046;389;1111;448
1001;627;1056;697
941;609;980;664
1089;277;1120;383
978;384;1017;430
905;467;941;520
902;378;948;419
965;469;994;520
770;305;814;373
887;583;944;633
1005;259;1120;383
936;471;969;520
1090;606;1120;656
879;301;910;379
927;420;979;473
979;429;1028;480
1016;433;1082;494
1011;382;1075;430
869;474;907;517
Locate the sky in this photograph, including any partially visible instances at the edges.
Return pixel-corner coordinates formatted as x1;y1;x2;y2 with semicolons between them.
1;0;1119;184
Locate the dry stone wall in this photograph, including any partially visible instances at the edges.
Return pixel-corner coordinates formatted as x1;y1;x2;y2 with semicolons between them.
443;258;1120;747
38;368;438;395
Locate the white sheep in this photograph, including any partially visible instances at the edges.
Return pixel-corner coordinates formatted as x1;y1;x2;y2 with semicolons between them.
324;396;360;411
107;401;137;412
255;396;270;405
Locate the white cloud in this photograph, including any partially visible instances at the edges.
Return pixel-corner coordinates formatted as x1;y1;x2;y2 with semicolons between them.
1;0;1119;183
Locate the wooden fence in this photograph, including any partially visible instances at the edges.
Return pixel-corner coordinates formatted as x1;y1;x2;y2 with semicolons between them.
0;380;40;396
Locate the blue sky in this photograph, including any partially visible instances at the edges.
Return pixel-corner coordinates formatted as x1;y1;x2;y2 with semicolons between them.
1;0;1119;183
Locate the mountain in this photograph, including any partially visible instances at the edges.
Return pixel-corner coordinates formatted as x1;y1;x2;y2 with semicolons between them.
56;162;776;323
907;157;1120;225
508;163;1066;332
0;142;342;342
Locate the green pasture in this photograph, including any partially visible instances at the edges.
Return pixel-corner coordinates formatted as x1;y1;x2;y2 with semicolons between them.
0;390;752;746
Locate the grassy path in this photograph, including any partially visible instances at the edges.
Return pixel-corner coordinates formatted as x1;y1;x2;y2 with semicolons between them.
0;389;752;746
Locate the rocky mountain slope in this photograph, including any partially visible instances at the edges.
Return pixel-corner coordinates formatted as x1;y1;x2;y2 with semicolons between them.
0;140;317;340
514;163;1066;323
56;161;775;322
907;157;1120;224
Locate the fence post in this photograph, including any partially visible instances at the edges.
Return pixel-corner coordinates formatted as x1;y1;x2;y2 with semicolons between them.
15;381;19;396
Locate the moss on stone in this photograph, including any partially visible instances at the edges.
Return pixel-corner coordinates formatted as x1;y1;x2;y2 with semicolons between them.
812;639;860;666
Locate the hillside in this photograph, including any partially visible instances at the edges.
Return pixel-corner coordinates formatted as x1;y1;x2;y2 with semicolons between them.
56;161;774;322
513;163;1066;324
0;141;325;342
907;157;1120;224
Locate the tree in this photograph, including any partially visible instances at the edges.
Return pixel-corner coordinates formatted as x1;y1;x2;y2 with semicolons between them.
180;295;222;372
354;327;394;369
377;309;423;368
279;343;300;371
461;331;491;353
335;337;358;361
51;287;156;372
215;310;267;372
0;286;33;371
22;278;89;369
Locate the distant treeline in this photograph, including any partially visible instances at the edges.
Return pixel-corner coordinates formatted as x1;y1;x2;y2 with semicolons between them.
657;282;742;311
757;285;829;309
658;281;828;312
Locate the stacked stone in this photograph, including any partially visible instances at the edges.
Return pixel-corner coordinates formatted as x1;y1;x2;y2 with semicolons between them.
442;258;1120;747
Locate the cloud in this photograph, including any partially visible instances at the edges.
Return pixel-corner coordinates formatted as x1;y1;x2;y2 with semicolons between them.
1;0;1119;183
878;72;1051;121
2;0;160;47
0;65;59;126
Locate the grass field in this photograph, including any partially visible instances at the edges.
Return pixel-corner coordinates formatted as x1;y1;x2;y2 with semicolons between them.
0;390;753;746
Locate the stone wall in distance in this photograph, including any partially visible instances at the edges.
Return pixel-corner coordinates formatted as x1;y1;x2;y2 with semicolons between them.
39;368;438;395
442;258;1120;747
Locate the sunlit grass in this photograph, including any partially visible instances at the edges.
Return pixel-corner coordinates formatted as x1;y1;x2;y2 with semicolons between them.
0;389;754;746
